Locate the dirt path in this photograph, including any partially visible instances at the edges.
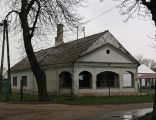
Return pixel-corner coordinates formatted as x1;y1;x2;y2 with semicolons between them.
0;102;152;120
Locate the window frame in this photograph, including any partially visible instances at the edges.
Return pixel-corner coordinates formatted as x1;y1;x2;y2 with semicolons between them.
22;76;27;87
13;77;17;87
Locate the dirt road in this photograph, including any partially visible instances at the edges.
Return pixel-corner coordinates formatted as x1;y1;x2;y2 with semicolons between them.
0;102;152;120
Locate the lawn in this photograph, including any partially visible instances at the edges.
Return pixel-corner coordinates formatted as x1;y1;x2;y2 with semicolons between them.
0;93;153;105
50;95;153;105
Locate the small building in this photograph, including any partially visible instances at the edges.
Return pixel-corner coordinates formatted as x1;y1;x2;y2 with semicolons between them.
138;64;156;87
11;25;139;96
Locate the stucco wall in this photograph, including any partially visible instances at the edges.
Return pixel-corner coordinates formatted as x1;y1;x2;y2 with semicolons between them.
45;70;57;94
11;63;138;96
11;66;73;95
78;46;132;63
11;70;35;93
46;67;73;95
73;63;138;96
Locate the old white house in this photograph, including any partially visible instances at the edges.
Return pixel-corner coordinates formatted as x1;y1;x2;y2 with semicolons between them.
138;64;156;87
11;24;139;96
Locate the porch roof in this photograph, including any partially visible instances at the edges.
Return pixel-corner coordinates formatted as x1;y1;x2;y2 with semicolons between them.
138;73;156;79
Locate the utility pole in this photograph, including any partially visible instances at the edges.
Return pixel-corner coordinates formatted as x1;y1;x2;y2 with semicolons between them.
0;21;5;93
77;26;79;40
83;27;85;38
0;20;11;97
5;20;11;94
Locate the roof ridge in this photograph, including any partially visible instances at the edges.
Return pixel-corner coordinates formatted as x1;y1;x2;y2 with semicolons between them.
60;30;107;45
38;31;107;64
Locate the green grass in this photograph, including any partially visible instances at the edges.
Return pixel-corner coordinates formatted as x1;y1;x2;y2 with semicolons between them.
0;93;153;105
0;93;38;102
49;95;153;105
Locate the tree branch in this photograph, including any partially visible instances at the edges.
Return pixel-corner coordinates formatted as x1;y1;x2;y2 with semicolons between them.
30;0;40;38
5;10;20;20
26;0;36;14
141;0;150;9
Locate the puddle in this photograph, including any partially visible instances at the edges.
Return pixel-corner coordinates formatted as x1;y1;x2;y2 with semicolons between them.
122;108;152;119
101;108;152;120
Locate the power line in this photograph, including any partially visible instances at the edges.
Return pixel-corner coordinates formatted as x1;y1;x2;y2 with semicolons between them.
84;6;117;25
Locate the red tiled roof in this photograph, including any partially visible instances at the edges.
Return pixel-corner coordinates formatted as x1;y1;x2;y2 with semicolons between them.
138;73;156;79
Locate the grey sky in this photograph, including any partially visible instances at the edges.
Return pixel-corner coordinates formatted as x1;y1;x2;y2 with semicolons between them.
0;0;156;67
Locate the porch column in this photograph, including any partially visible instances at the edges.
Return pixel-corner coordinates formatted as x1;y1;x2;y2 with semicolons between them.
152;78;154;87
119;73;123;94
92;71;96;90
56;69;60;96
73;69;79;94
71;71;74;95
134;73;138;92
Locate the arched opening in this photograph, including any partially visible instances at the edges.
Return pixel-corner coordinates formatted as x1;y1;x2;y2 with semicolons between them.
96;71;119;88
59;71;72;88
79;71;92;88
123;71;134;87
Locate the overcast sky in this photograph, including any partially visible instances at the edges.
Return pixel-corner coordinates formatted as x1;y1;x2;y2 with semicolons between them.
78;0;156;59
0;0;156;67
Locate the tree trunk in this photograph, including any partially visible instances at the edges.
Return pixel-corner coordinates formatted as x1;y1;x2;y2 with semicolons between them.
19;9;48;101
24;39;48;101
149;1;156;119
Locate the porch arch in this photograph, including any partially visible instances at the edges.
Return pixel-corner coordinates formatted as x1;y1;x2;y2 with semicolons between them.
59;71;72;88
79;71;92;88
96;71;119;88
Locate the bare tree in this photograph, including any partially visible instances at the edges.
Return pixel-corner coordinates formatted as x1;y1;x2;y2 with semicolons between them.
136;55;156;68
1;0;85;101
103;0;156;119
113;0;156;23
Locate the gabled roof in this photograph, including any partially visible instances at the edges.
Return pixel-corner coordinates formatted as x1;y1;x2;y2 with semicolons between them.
80;31;139;64
11;31;139;71
11;31;106;71
138;64;155;74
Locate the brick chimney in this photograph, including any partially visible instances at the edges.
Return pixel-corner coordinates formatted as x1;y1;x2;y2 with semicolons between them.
55;24;64;46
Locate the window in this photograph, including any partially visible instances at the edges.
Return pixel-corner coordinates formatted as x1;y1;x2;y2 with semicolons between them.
59;72;72;88
79;71;92;88
96;71;119;88
13;77;17;86
22;76;27;87
123;71;134;87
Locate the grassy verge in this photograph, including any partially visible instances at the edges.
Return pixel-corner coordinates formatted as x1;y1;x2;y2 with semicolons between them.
0;93;38;102
50;95;153;105
0;93;153;105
